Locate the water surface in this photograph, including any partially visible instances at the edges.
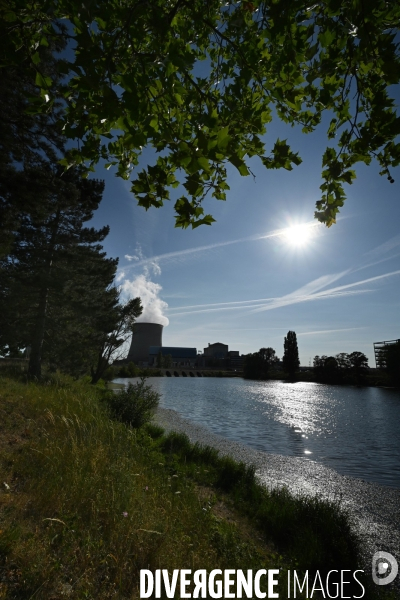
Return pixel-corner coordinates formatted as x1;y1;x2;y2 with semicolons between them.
115;377;400;489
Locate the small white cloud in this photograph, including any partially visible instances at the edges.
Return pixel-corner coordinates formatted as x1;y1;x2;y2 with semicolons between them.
116;271;125;282
124;243;146;263
147;261;161;276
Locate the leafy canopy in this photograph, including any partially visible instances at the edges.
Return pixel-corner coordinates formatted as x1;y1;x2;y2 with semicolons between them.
243;346;278;379
2;0;400;228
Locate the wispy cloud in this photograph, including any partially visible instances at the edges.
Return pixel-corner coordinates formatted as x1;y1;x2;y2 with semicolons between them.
166;272;349;313
352;252;400;274
168;289;370;317
167;269;400;317
364;233;400;260
250;269;400;314
348;234;400;274
167;298;280;312
119;221;323;271
125;254;140;262
298;327;365;336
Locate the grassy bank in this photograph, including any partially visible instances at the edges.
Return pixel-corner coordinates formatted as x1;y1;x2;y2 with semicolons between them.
0;377;395;599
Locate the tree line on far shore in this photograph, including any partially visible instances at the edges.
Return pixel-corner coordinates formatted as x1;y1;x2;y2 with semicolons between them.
243;331;300;381
243;332;400;387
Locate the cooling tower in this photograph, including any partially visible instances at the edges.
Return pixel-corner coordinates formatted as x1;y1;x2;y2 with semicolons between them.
127;322;163;364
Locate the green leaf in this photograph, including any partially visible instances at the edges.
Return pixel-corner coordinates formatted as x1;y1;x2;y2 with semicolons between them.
229;154;249;176
149;117;159;132
319;29;335;48
217;126;230;150
35;71;52;89
192;215;216;228
197;156;210;171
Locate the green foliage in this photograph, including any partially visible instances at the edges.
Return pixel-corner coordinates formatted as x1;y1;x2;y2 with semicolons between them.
314;355;339;383
215;456;256;492
1;377;273;597
113;361;140;378
251;487;360;579
313;351;369;385
90;297;143;384
107;377;160;428
348;351;369;384
2;1;400;228
156;351;173;369
0;163;121;380
243;346;279;380
282;331;300;378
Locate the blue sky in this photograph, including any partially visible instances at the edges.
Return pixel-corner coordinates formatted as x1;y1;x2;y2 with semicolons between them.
89;111;400;367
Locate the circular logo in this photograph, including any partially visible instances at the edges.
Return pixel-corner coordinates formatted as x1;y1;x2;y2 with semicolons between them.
372;552;398;586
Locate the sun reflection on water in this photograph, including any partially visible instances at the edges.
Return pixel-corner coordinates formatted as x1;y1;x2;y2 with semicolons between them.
117;377;400;488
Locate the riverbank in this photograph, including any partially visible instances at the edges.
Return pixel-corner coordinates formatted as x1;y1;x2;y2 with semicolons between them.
154;407;400;579
0;377;397;599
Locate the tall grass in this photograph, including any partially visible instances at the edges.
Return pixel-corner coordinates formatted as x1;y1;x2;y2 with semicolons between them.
0;378;282;598
0;377;395;599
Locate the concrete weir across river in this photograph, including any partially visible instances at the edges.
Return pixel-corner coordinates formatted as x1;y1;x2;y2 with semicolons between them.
153;406;400;581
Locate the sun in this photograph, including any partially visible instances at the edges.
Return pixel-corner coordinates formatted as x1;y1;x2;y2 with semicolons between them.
282;223;315;247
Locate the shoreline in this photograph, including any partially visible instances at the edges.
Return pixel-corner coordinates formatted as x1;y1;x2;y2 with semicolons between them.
153;406;400;576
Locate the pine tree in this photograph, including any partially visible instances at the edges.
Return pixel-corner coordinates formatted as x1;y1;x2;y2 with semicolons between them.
0;163;115;379
282;331;300;379
43;242;119;378
0;35;66;258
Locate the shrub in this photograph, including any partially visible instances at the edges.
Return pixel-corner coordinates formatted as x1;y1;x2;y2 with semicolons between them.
160;431;192;455
127;361;138;377
145;423;165;439
216;456;256;491
103;365;117;380
107;377;160;428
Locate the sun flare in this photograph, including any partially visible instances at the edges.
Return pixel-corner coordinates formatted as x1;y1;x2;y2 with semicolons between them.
282;223;315;247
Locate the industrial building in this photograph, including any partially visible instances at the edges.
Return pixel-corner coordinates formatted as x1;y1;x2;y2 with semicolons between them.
203;342;228;358
126;322;197;367
374;339;400;369
126;323;163;364
198;342;243;370
124;323;243;371
149;346;197;367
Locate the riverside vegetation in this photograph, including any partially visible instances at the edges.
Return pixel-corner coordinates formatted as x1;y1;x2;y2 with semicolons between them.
0;374;397;600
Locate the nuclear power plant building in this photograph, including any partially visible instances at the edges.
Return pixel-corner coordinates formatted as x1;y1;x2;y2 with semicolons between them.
126;323;163;364
125;322;243;369
149;347;197;367
126;322;197;366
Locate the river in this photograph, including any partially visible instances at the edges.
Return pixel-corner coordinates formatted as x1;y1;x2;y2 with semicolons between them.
113;377;400;489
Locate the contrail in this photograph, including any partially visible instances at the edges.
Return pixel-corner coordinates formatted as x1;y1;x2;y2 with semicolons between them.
122;221;322;269
168;269;400;317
